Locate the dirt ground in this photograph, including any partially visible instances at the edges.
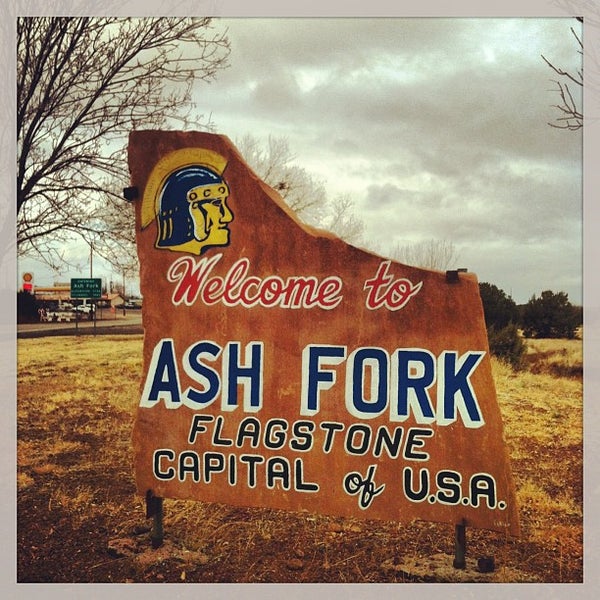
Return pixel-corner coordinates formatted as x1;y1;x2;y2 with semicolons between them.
16;335;583;584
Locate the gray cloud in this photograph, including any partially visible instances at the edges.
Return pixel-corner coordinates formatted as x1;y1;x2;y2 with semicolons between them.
194;17;583;304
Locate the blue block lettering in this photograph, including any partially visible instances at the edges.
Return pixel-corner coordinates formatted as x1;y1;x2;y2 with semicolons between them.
346;347;388;418
438;351;485;427
140;339;182;408
301;345;346;415
222;342;264;412
183;341;222;406
392;349;435;423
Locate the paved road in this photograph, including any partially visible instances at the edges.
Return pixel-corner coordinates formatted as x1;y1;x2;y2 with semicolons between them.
17;312;144;338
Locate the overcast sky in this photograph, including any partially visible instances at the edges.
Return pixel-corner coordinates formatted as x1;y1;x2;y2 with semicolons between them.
191;17;583;305
16;15;584;305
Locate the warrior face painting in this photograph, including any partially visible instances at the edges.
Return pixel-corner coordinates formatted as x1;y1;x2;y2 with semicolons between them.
155;165;233;255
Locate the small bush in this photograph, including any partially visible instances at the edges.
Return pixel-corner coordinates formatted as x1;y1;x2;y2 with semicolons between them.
487;323;526;369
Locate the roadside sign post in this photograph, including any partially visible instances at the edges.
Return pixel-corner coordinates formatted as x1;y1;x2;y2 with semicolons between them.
453;519;467;569
128;131;521;566
70;278;102;335
145;490;164;549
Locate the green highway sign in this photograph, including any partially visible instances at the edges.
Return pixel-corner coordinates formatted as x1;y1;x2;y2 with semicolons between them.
71;278;102;299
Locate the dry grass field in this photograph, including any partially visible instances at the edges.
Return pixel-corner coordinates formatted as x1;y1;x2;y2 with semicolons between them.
16;333;583;583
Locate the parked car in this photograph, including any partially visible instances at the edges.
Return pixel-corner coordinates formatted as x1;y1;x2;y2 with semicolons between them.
72;305;95;320
73;305;93;313
124;301;141;309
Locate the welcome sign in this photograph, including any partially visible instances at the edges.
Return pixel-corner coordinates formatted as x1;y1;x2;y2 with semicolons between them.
129;130;520;537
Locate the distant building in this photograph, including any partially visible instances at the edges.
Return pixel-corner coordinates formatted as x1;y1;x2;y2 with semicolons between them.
105;293;125;308
33;285;72;303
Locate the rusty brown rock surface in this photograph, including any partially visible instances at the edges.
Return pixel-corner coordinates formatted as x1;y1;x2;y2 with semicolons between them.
128;130;519;537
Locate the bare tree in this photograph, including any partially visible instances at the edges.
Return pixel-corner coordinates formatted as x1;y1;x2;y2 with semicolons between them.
390;238;459;271
542;18;583;130
236;134;329;227
322;194;365;246
237;133;371;247
17;17;230;270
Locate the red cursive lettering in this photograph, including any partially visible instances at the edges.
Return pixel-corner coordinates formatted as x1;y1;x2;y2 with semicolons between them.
363;261;422;310
167;253;344;310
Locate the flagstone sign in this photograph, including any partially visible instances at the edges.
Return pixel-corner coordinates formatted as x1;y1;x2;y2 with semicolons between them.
129;130;520;537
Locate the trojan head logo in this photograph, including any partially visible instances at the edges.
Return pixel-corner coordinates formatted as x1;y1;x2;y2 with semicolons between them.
140;148;233;255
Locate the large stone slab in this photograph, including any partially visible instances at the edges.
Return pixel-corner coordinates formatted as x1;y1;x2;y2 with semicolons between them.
129;130;520;537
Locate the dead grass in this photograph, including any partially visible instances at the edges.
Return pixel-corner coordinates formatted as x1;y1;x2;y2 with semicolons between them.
488;338;583;583
522;335;583;378
492;356;582;447
17;333;583;583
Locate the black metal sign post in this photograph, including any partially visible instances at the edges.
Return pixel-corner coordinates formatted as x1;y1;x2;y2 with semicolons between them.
453;519;467;569
145;490;164;549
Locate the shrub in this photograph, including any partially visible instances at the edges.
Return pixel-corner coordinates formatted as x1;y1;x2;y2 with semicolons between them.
487;323;526;369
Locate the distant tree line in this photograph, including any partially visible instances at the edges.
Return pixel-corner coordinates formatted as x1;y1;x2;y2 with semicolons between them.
479;282;582;369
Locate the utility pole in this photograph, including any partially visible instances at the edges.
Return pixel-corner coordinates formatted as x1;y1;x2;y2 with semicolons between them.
122;269;126;315
89;242;93;278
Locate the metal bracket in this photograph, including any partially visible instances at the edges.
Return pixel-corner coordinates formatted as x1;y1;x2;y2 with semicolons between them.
453;520;467;569
446;268;468;284
123;186;139;202
145;490;164;549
